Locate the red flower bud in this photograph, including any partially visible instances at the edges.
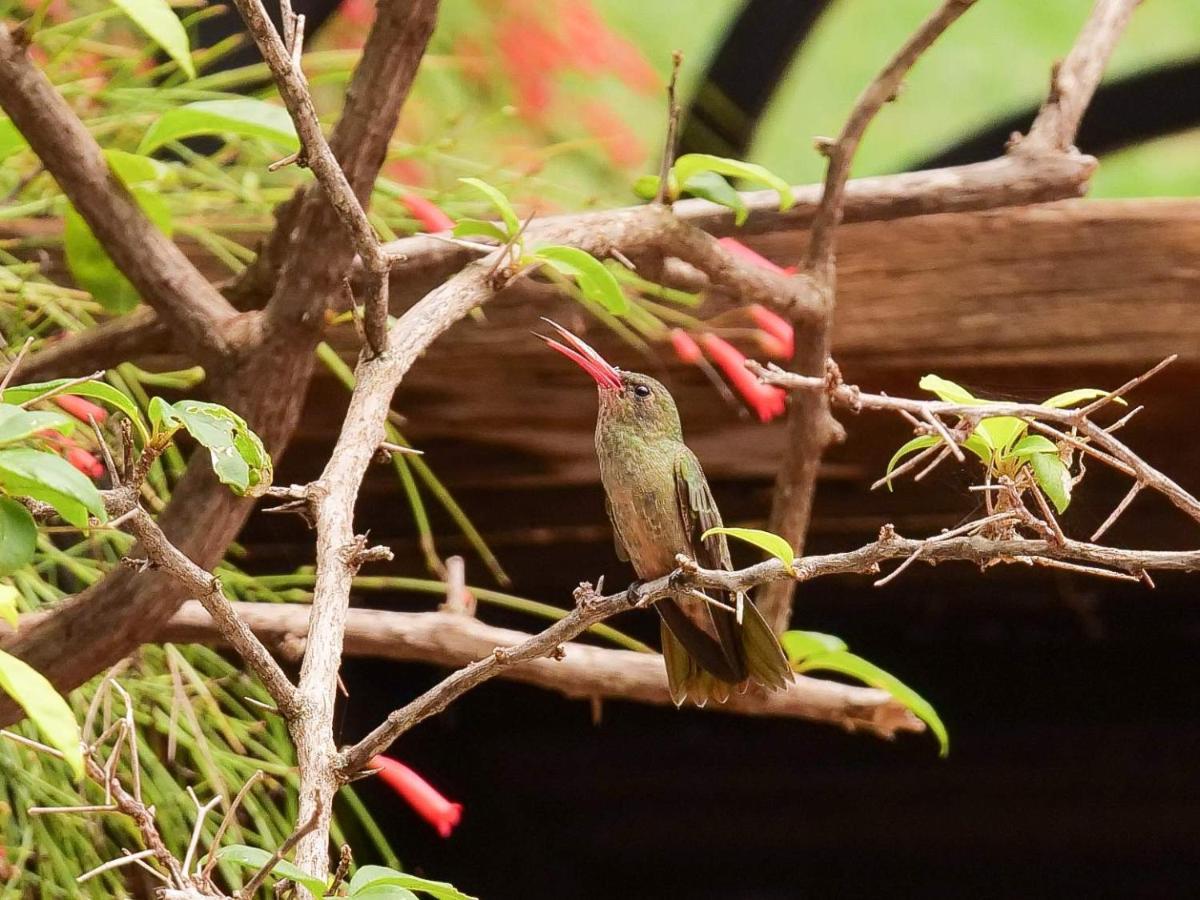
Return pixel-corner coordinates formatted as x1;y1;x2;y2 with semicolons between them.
54;394;107;424
400;194;454;234
668;329;703;365
371;756;462;838
699;333;786;423
748;304;795;359
717;238;797;276
65;447;104;479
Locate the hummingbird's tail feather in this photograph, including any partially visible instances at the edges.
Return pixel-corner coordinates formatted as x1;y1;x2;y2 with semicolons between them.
737;593;794;693
660;620;733;707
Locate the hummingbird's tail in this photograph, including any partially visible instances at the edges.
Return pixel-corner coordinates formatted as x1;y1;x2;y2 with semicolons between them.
659;593;793;707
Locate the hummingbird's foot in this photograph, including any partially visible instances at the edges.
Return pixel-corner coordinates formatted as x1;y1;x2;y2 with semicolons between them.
625;579;648;607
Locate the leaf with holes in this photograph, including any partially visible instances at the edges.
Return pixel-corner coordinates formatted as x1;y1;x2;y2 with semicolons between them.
138;99;298;154
349;865;476;900
0;649;83;777
678;171;749;225
458;177;520;238
793;648;949;758
671;154;794;212
0;498;36;577
0;449;106;528
4;380;148;444
211;845;328;896
701;526;795;575
534;246;629;315
1029;450;1072;514
150;400;272;496
109;0;195;78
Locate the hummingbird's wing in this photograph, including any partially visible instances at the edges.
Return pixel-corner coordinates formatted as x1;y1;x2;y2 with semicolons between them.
603;495;630;562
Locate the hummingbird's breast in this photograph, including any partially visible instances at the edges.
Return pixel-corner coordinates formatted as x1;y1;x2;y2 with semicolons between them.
596;430;689;579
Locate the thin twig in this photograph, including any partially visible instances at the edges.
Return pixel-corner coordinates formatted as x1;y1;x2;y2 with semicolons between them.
0;335;34;391
653;50;683;206
1091;481;1143;542
76;849;157;884
202;770;266;881
238;810;321;899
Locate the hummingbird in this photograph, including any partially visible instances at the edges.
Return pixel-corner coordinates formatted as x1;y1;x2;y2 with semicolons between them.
537;319;793;706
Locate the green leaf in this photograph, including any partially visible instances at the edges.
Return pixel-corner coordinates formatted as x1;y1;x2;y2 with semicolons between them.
0;449;106;528
671;154;794;212
108;0;195;79
137;99;299;154
0;117;27;162
534;245;629;315
349;866;476;900
918;374;977;404
1029;451;1072;514
0;404;73;445
0;582;18;629
1042;387;1127;409
3;379;149;444
103;149;170;186
0;498;36;577
975;416;1025;454
632;174;660;200
0;648;83;777
700;526;795;575
64;188;173;313
779;630;848;663
883;434;939;489
458;177;520;237
1009;435;1058;458
452;217;509;243
795;650;949;757
212;845;328;896
961;433;992;464
354;886;420;900
678;171;748;226
151;400;272;496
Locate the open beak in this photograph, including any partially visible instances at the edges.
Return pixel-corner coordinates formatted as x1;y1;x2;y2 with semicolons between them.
534;318;622;390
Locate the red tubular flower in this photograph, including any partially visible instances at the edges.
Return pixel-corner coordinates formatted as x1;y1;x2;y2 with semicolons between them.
698;333;786;423
65;447;104;479
748;304;795;359
669;329;703;365
371;756;462;838
400;194;454;233
54;394;107;424
717;237;797;276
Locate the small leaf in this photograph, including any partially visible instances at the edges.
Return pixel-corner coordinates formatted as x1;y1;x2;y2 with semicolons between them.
794;650;949;757
883;434;939;489
671;154;794;212
678;171;748;226
961;433;992;463
0;582;18;629
632;174;660;200
109;0;195;79
918;374;977;404
700;526;795;575
452;218;509;243
779;630;848;664
0;117;28;162
534;246;629;315
0;449;106;528
155;401;272;496
0;648;84;777
0;498;36;577
212;845;328;896
4;380;149;444
65;189;173;313
138;99;299;154
354;886;420;900
1042;387;1127;409
103;149;170;186
458;178;520;238
0;404;73;445
349;865;476;900
975;416;1025;454
1029;451;1072;514
1009;435;1058;458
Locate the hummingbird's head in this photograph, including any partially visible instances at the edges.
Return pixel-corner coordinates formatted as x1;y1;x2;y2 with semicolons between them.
536;318;682;441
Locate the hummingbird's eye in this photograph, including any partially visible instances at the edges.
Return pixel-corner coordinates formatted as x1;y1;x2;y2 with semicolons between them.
633;384;652;399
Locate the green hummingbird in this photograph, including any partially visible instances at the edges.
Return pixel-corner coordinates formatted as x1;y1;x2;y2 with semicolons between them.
537;319;793;706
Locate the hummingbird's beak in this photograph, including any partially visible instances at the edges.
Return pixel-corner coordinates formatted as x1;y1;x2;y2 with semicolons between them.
535;318;622;390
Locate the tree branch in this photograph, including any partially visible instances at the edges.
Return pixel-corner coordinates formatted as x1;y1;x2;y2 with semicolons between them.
0;25;241;362
0;308;170;382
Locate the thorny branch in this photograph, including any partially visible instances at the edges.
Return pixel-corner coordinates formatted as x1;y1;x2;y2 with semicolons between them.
758;0;1139;631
